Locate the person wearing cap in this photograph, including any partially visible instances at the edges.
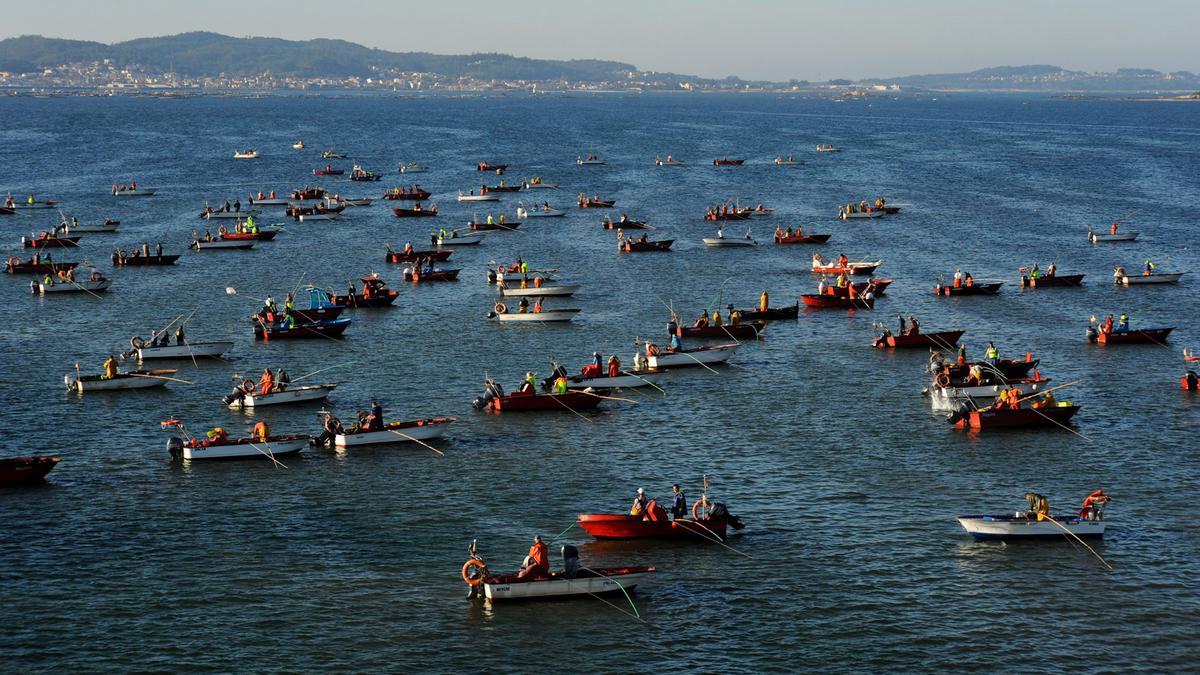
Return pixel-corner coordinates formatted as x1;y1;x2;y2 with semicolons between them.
517;535;549;580
630;488;649;516
520;371;536;394
670;483;688;519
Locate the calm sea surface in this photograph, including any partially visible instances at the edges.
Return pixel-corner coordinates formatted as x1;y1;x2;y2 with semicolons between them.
0;92;1198;672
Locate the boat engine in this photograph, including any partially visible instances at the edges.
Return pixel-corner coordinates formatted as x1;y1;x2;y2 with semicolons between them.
486;269;497;284
946;403;971;425
165;437;185;459
223;386;246;406
1085;325;1098;342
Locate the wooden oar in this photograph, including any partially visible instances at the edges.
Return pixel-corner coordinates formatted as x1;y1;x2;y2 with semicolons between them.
1035;511;1113;570
245;440;289;469
128;372;193;385
383;427;446;456
619;370;667;395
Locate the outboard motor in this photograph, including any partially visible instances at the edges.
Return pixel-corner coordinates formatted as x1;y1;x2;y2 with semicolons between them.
1086;325;1098;342
473;380;504;409
561;544;580;579
707;502;745;530
222;386;246;406
946;402;972;425
486;269;497;284
165;437;184;459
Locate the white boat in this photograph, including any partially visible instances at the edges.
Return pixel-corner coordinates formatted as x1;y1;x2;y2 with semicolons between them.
339;197;374;207
522;181;559;190
577;157;606;165
516;205;565;218
249;197;291;206
233;151;259;159
957;513;1105;540
438;232;485;246
1115;271;1184;285
1088;230;1138;243
488;303;580;322
812;258;883;275
816;145;842;153
136;341;234;360
333;417;455;447
655;157;684;166
563;369;663;390
398;163;427;174
499;284;579;297
298;212;340;221
459;192;501;202
65;369;176;393
292;141;305;149
227;384;337;409
35;278;111;294
703;236;756;247
774;156;804;166
840;210;885;220
928;380;1051;411
204;210;260;220
191;239;255;250
646;343;739;369
8;201;58;209
481;567;655;601
169;436;309;461
63;221;119;234
112;187;156;197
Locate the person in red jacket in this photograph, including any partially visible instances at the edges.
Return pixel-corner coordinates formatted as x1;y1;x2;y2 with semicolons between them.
517;536;549;580
1079;489;1110;519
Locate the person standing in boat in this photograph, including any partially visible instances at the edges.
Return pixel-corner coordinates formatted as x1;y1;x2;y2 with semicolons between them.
258;368;275;396
897;314;907;335
367;401;384;431
102;355;118;380
252;420;270;442
1024;492;1050;520
1079;489;1110;519
1118;313;1129;332
174;324;186;345
516;536;549;581
694;309;709;328
670;484;687;519
908;315;919;335
315;412;342;448
985;342;999;365
669;331;683;353
607;354;621;378
275;368;290;392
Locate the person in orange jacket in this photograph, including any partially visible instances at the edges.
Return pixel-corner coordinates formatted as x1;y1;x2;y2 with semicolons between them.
258;367;274;396
252;420;270;442
1079;489;1110;519
517;535;549;580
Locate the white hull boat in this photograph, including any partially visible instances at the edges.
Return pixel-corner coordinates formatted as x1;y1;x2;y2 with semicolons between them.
228;384;337;408
340;198;374;206
65;369;175;392
703;237;756;247
174;437;308;460
112;188;156;197
655;159;684;166
459;193;501;202
137;341;233;360
490;309;580;323
192;239;255;250
298;213;340;221
928;381;1050;411
522;182;559;190
398;164;427;174
438;233;485;246
10;202;57;210
483;568;654;601
233;152;259;159
498;284;579;297
1116;272;1184;285
249;197;291;206
205;210;260;220
577;159;606;165
841;211;885;219
35;279;111;294
517;207;565;218
1088;230;1138;243
957;514;1105;540
565;370;663;390
647;344;739;368
333;417;455;447
64;222;119;234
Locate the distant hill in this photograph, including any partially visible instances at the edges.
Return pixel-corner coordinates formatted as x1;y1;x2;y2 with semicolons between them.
0;32;640;82
867;64;1200;91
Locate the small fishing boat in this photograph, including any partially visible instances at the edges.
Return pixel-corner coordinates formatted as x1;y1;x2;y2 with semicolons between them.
253;317;351;341
839;209;885;220
63;219;120;234
329;274;400;308
437;232;485;246
191;238;255;250
297;212;342;222
338;197;374;206
398;162;427;174
349;166;382;182
811;256;882;276
403;268;461;282
226;383;336;408
65;369;176;393
578;197;616;208
1088;229;1138;243
459;192;500;202
248;196;291;206
935;281;1003;296
577;156;606;165
957;500;1107;540
713;157;745;166
312;167;344;175
293;140;305;149
291;187;328;201
22;234;80;248
233;150;259;159
0;456;60;484
385;247;453;264
949;404;1081;430
516;205;566;218
703;235;756;247
322;151;348;159
5;257;77;275
286;291;347;323
166;432;309;461
220;227;280;242
556;369;663;390
1114;269;1185;285
111;186;156;197
620;238;674;252
824;278;894;297
775;232;831;244
704;209;751;221
488;303;580;322
334;417;455;447
737;303;799;321
112;253;179;267
815;145;841;153
475;383;601;412
498;284;579;297
940;359;1040;381
477;162;507;172
645;343;739;369
655;157;684;166
7;199;58;209
462;542;653;602
0;207;12;215
203;209;260;220
134;340;233;360
873;329;965;349
392;205;438;217
577;511;730;540
470;220;518;232
34;276;111;294
602;216;649;230
680;322;766;339
801;294;875;310
1020;273;1085;288
928;381;1052;412
774;155;804;166
522;180;559;190
1087;326;1173;344
485;184;523;193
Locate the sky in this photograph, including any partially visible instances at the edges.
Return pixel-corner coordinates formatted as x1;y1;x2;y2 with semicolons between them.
2;0;1197;81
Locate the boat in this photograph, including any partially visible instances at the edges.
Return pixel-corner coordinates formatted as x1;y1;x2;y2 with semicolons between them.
458;192;500;202
516;205;566;218
1020;273;1086;288
253;317;351;341
578;512;729;540
0;456;60;484
874;329;965;349
5;257;77;275
65;369;175;392
704;208;751;221
321;151;348;159
949;404;1081;430
398;163;427;174
488;303;580;322
203;209;260;220
477;162;507;173
220;227;280;242
391;205;439;218
22;234;80;248
112;251;179;266
655;157;684;166
746;206;774;217
437;232;485;246
1088;229;1138;243
0;207;12;215
736;303;799;321
470;220;518;231
334;417;455;447
703;235;756;247
1087;326;1173;344
226;383;336;408
713;157;745;166
939;359;1040;381
811;255;882;276
775;232;831;244
957;499;1107;540
165;433;309;461
602;216;649;230
134;340;233;360
291;187;328;201
385;247;453;264
578;197;616;208
111;186;156;197
63;219;120;234
383;187;433;201
928;378;1053;411
476;383;601;413
248;196;291;206
462;542;653;602
7;199;58;209
312;167;344;175
338;197;374;207
233;150;259;159
801;294;874;310
825;278;894;297
577;155;606;165
815;145;841;153
485;184;523;193
774;155;804;166
285;288;348;323
935;281;1003;296
35;276;111;294
620;238;674;252
403;268;461;282
498;284;579;297
293;140;305;149
522;180;559;190
349;166;382;182
297;212;342;222
328;274;400;308
839;209;885;220
680;322;765;339
554;369;663;391
1114;269;1185;285
191;238;255;251
645;343;739;369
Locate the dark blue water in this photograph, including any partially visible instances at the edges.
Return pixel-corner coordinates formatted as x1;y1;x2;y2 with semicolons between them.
1;93;1198;671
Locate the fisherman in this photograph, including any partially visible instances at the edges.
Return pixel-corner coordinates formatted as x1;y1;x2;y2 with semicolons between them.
1118;313;1129;332
1045;262;1056;278
898;314;907;335
630;488;649;516
670;483;687;519
985;341;999;364
838;253;849;269
258;367;275;396
956;343;967;366
1006;386;1021;409
1024;492;1050;520
552;373;569;394
1079;489;1110;519
276;368;290;392
284;292;295;314
908;315;920;335
953;268;963;288
175;324;186;345
965;363;984;386
669;331;683;352
712;309;723;327
1103;314;1114;335
315;412;342;448
760;290;769;313
1110;221;1118;235
264;295;277;315
1142;260;1155;276
252;420;270;442
518;297;529;313
520;371;537;394
607;354;621;378
1032;390;1056;409
516;535;549;581
368;401;384;431
205;427;229;446
102;354;118;380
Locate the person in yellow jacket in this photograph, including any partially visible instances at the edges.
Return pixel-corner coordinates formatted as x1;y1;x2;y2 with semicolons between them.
252;420;270;442
553;375;569;395
102;355;118;380
760;291;769;312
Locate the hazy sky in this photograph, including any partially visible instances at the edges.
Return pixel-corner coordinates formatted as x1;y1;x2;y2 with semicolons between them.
2;0;1197;81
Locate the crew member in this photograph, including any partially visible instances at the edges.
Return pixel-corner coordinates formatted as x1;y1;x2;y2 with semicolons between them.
630;488;649;516
1079;489;1109;519
252;420;270;442
670;483;687;519
258;367;274;396
102;355;118;380
516;535;549;580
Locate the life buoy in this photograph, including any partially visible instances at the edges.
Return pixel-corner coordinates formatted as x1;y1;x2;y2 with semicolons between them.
7;256;19;268
936;372;950;387
692;497;710;520
218;225;228;235
242;379;255;394
493;302;507;314
130;336;145;349
646;343;659;356
90;272;101;282
461;558;488;586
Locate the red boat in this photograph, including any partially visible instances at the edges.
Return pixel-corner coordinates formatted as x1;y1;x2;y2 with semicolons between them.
801;294;874;310
775;233;831;244
951;404;1081;430
578;198;616;208
22;234;80;248
384;187;431;200
621;239;674;252
220;230;278;242
477;162;508;172
403;268;461;282
5;257;78;275
1089;327;1173;344
577;513;729;540
704;210;751;221
1020;273;1085;288
386;247;453;264
936;282;1003;296
287;203;345;217
392;205;438;217
0;456;60;484
874;329;966;349
828;279;893;297
482;389;602;413
470;220;519;231
736;303;799;321
330;275;400;307
312;167;344;175
253;316;351;341
681;321;765;339
712;158;745;166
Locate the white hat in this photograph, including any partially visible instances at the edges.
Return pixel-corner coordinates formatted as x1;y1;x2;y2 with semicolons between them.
637;487;645;494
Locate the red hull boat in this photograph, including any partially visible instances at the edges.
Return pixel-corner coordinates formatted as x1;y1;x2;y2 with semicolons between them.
312;168;344;175
577;513;728;540
291;188;327;201
680;322;765;339
253;317;351;341
384;188;432;200
828;279;893;297
403;269;461;282
6;258;78;275
603;219;649;230
477;163;507;172
801;294;874;310
953;405;1080;430
220;230;278;242
392;207;438;217
936;282;1003;296
22;235;80;248
486;390;602;413
712;158;745;166
386;248;453;264
621;239;673;252
1021;273;1085;288
112;254;180;267
579;200;616;209
775;233;831;244
0;456;60;484
874;329;966;349
329;275;399;307
1090;327;1173;344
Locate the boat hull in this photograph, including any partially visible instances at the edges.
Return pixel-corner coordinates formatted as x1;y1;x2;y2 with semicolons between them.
231;384;336;408
1021;274;1085;288
955;405;1080;430
488;391;601;412
680;322;765;339
647;344;738;368
36;280;110;294
137;341;233;360
564;370;663;390
498;284;579;297
957;515;1104;540
1117;273;1184;285
703;238;756;247
876;329;965;349
67;370;173;392
483;568;654;601
936;282;1003;296
578;514;727;540
801;294;874;310
333;418;455;447
0;456;60;484
1092;328;1173;344
180;437;308;460
492;310;580;322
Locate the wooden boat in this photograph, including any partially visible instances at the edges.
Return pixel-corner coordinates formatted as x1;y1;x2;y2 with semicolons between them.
220;228;279;242
940;359;1040;381
167;435;309;461
1021;273;1085;288
297;212;341;222
135;340;233;360
488;304;580;322
438;232;485;246
577;156;606;165
329;275;399;308
680;322;766;339
775;233;831;244
1115;271;1185;285
603;217;649;230
5;258;77;275
620;239;673;252
470;220;519;232
481;388;601;412
392;205;438;218
398;163;427;174
65;369;175;392
801;294;874;310
112;253;179;266
516;206;565;218
950;404;1080;430
338;197;374;207
465;553;654;602
811;258;881;276
477;162;507;172
577;513;727;540
737;303;799;321
248;196;291;206
0;456;60;484
839;209;885;220
522;180;559;190
1088;230;1138;243
0;206;13;215
22;234;80;248
774;156;804;166
928;379;1053;411
334;417;455;447
7;199;58;209
232;150;258;159
873;329;965;349
203;209;260;220
403;268;461;282
498;284;579;297
35;277;110;294
349;168;382;182
558;369;663;390
321;151;348;159
253;317;351;340
712;158;745;166
815;145;841;153
704;210;751;221
226;383;336;408
293;140;305;149
1088;327;1173;344
386;248;453;264
957;513;1105;540
578;198;615;208
63;219;120;233
826;278;894;297
312;167;344;175
935;282;1003;296
655;157;684;166
486;185;523;193
191;239;254;250
291;188;327;201
646;343;739;369
703;236;756;247
459;192;500;202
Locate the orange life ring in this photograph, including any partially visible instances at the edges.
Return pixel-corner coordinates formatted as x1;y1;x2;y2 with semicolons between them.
936;372;950;387
646;343;659;356
461;558;488;586
7;256;19;267
692;497;709;520
218;225;228;235
493;302;507;314
242;379;255;394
